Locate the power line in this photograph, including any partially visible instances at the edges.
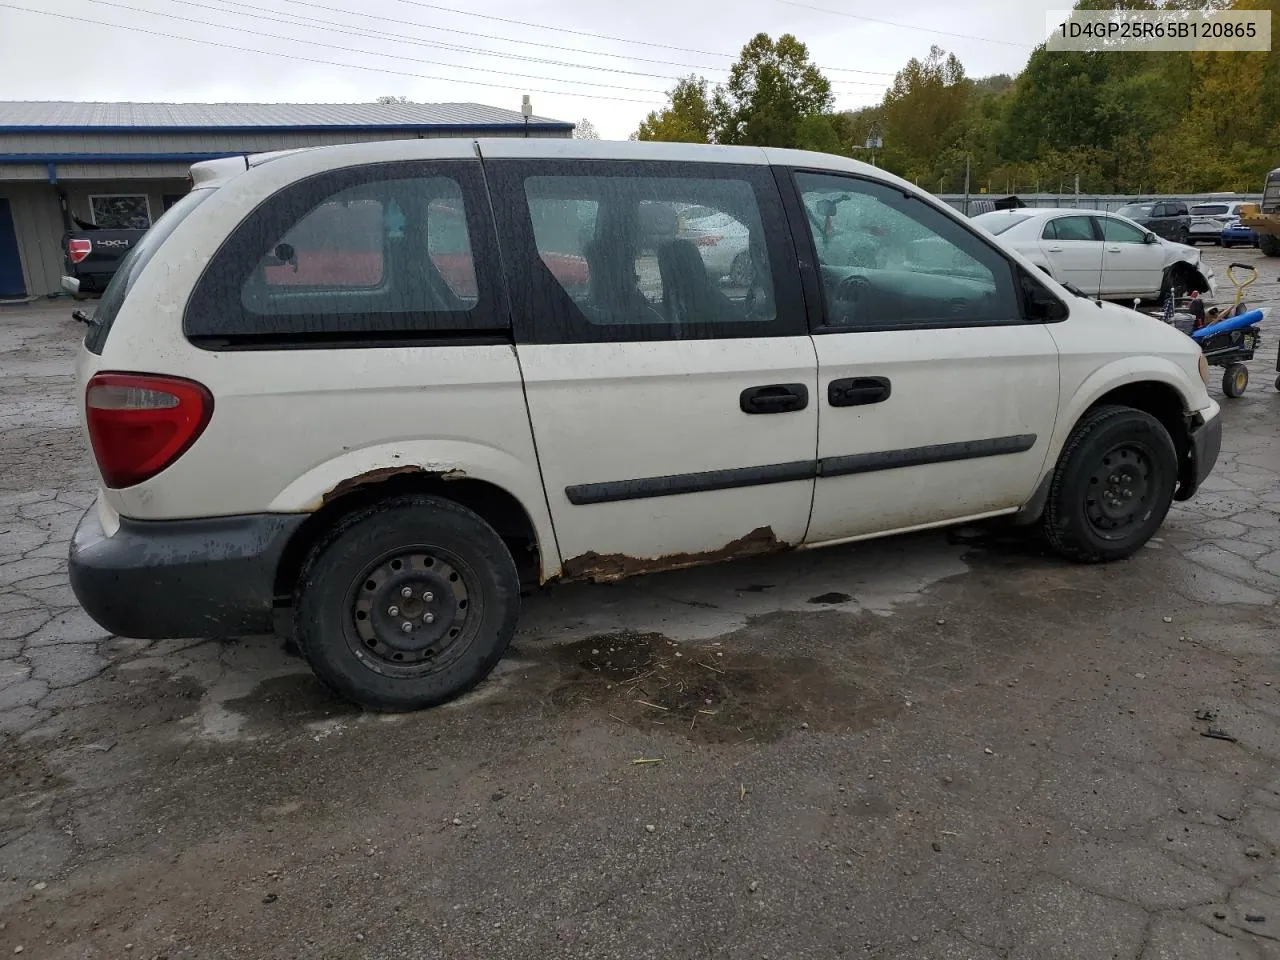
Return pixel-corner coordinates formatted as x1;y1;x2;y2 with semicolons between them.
0;4;666;104
378;0;899;77
154;0;886;90
82;0;674;95
146;0;890;90
775;0;1033;49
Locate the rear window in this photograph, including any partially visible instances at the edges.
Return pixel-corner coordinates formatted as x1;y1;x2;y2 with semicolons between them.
84;188;211;355
1191;204;1230;215
972;212;1031;235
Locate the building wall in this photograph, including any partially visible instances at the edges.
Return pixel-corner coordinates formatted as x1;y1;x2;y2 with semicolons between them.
0;182;63;298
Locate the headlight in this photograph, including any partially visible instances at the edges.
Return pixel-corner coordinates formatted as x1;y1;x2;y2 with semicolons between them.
1199;354;1210;385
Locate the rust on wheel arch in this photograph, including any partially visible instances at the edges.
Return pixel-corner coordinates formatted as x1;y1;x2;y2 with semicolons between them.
560;526;787;584
320;465;467;507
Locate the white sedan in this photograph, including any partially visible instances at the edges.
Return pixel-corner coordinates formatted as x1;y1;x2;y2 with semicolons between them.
973;208;1216;303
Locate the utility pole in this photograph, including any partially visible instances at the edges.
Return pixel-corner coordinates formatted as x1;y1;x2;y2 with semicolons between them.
1074;173;1080;207
522;94;532;138
963;154;971;215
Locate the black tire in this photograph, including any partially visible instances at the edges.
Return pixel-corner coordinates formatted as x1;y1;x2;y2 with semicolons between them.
1260;233;1280;256
294;495;520;711
1042;405;1178;563
1222;242;1234;249
1222;363;1249;398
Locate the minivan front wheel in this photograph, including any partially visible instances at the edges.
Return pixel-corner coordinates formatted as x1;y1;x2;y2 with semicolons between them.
294;495;520;711
1042;405;1178;563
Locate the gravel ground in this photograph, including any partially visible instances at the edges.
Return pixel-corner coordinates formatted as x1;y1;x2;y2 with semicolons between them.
1;244;1279;959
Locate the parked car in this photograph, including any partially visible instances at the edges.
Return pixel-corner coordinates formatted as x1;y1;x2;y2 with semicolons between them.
1115;200;1191;243
972;208;1215;303
676;205;754;284
1220;217;1260;248
68;139;1222;711
1188;201;1250;244
60;218;149;297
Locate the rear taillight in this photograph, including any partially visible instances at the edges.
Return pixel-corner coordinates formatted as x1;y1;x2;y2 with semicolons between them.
67;238;92;264
85;373;213;488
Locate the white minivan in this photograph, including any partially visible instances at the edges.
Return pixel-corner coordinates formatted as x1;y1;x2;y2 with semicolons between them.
68;139;1222;711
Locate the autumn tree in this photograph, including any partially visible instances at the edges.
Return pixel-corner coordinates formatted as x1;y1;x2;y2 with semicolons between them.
575;118;601;140
635;76;715;143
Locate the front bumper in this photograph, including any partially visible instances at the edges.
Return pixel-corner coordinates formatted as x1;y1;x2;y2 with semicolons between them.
1176;408;1222;501
69;504;305;639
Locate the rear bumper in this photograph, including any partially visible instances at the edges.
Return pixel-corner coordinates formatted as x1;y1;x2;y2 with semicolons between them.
1177;408;1222;501
68;504;305;639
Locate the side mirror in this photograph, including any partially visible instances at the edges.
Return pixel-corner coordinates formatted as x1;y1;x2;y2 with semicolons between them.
1144;232;1158;244
1020;267;1069;322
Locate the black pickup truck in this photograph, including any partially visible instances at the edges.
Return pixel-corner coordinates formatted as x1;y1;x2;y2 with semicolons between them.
60;216;148;297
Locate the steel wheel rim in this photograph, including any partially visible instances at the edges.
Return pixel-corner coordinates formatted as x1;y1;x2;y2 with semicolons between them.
345;547;478;677
1084;442;1154;541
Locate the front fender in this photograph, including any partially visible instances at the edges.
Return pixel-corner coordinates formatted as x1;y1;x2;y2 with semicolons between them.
1050;356;1208;462
268;439;562;576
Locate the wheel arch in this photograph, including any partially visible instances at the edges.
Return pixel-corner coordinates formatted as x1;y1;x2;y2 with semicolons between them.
1019;367;1203;524
271;457;561;603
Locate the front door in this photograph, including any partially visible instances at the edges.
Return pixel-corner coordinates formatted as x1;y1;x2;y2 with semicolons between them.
783;168;1061;544
1097;215;1166;298
1038;214;1104;293
0;198;26;299
483;153;818;575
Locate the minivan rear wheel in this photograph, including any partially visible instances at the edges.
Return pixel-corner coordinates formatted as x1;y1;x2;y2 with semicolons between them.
1042;405;1178;563
294;495;520;711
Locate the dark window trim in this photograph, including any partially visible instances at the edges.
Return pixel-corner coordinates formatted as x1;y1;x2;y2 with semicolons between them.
564;434;1037;505
484;157;808;345
184;159;511;350
778;166;1042;335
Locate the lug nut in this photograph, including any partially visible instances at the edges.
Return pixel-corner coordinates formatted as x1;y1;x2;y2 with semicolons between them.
424;612;436;624
401;586;413;598
401;621;414;633
388;605;399;617
423;591;434;602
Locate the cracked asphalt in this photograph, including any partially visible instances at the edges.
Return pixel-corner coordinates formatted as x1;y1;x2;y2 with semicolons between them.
2;245;1279;959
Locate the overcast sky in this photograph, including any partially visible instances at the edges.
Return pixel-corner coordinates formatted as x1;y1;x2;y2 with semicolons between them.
0;0;1057;139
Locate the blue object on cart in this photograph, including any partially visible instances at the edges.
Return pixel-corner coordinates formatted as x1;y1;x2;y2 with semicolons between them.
1191;308;1265;340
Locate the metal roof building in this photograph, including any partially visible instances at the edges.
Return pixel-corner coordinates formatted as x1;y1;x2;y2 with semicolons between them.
0;100;574;300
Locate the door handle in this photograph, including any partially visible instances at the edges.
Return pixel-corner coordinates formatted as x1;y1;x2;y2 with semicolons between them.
1046;245;1063;252
740;383;809;414
1106;245;1121;253
828;376;891;407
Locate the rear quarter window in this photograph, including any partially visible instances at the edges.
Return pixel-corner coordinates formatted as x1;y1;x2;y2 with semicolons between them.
84;188;212;355
184;160;505;349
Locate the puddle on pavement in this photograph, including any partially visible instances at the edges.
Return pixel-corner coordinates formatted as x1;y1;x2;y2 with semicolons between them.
223;673;361;731
538;630;895;744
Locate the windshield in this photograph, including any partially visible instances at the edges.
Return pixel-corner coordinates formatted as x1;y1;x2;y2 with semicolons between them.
1116;204;1153;218
972;212;1032;235
84;188;213;355
1191;204;1230;215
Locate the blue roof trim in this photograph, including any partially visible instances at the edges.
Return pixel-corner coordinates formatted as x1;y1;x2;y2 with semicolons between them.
0;122;573;134
0;152;245;164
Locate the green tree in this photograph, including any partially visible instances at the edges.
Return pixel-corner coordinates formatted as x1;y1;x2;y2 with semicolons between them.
712;33;833;147
795;114;843;154
635;75;715;143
